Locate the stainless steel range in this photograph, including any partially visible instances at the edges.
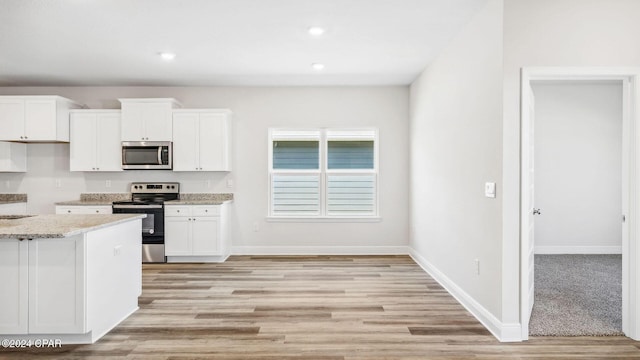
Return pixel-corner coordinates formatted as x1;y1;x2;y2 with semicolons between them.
112;182;179;263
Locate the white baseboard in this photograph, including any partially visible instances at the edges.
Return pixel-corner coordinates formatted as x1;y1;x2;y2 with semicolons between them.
231;246;409;255
534;245;622;254
408;248;522;342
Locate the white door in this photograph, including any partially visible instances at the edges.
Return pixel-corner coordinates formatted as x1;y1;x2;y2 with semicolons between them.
28;236;86;334
70;113;98;171
192;217;219;255
172;113;199;171
142;103;172;141
165;217;192;255
521;85;536;339
96;113;123;171
0;239;29;334
0;99;25;140
199;113;227;171
24;100;56;141
121;103;145;141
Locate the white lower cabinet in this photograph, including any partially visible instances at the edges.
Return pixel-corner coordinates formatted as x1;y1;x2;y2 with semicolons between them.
0;239;28;333
0;235;85;334
0;220;142;344
165;204;228;262
55;205;112;215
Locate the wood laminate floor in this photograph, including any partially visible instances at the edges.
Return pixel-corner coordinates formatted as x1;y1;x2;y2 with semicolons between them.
2;255;640;359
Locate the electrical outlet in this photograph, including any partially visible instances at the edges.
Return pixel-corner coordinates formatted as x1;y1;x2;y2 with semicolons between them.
227;179;234;188
207;180;211;188
5;180;9;188
114;245;122;256
475;259;480;275
105;180;111;188
55;179;62;188
253;222;259;232
485;182;496;198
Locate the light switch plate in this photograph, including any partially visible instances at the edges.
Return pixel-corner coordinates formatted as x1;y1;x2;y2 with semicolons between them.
485;182;496;198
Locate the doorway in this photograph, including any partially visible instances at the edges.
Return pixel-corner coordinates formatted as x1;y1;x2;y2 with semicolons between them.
520;68;639;340
528;81;623;336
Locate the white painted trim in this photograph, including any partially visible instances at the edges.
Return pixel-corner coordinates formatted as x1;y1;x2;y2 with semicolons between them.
519;66;640;341
534;246;622;254
409;248;522;342
166;254;230;263
266;216;382;223
231;246;408;256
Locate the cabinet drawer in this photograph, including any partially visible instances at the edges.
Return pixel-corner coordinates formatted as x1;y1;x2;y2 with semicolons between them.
56;206;112;215
165;206;191;216
192;206;220;217
91;207;111;214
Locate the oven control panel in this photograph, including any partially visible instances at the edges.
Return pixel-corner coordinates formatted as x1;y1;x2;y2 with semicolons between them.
130;182;180;193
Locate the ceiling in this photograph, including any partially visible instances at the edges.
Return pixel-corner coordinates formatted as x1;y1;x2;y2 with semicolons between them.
0;0;487;87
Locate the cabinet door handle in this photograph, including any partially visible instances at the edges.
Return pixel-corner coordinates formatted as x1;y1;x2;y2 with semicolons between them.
67;210;71;213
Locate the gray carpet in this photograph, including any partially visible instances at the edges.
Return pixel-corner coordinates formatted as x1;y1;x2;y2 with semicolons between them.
529;254;622;336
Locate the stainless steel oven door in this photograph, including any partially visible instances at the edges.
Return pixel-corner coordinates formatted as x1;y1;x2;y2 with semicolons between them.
112;204;166;263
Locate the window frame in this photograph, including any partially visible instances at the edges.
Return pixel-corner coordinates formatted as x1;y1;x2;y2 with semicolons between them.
268;128;380;221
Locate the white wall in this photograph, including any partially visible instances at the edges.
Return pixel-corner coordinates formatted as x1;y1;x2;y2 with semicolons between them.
532;82;622;253
502;0;640;326
0;86;409;251
409;0;503;322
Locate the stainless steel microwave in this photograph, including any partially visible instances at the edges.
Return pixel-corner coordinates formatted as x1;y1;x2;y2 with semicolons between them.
122;141;172;170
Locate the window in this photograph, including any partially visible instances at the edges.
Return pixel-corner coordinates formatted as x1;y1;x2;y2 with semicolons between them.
269;129;378;219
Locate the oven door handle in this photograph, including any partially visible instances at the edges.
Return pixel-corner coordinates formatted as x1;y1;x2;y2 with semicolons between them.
113;204;163;209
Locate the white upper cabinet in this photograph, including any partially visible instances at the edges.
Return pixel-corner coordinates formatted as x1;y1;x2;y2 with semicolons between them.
0;142;26;172
119;98;181;141
0;96;82;142
70;110;123;172
172;109;232;172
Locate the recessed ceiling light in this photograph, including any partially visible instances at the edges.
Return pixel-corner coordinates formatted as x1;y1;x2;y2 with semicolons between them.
311;63;325;71
308;26;325;36
159;52;176;61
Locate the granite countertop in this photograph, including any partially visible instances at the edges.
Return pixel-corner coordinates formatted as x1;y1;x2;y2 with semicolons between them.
0;214;146;239
166;193;234;205
55;193;234;206
55;193;130;206
0;193;27;205
165;200;232;205
55;200;116;206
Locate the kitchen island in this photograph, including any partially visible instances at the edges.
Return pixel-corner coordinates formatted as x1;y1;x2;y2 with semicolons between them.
0;214;145;344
